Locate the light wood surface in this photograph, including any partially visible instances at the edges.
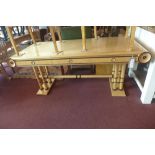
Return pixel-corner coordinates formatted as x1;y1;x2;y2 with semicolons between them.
10;37;144;61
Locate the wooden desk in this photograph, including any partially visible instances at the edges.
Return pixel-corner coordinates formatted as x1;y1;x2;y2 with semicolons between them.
9;37;149;96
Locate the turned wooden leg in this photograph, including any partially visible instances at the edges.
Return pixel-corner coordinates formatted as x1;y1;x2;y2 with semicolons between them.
119;63;126;90
117;64;121;89
32;66;43;90
112;63;118;90
109;63;126;97
111;63;115;83
44;66;49;76
32;65;55;95
43;66;53;87
38;66;48;90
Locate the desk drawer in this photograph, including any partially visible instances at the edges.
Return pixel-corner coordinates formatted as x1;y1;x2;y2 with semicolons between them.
13;56;136;67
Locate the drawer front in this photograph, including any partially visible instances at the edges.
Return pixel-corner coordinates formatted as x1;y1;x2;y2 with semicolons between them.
14;56;136;67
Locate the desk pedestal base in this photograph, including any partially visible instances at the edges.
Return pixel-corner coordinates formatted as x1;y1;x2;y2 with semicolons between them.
36;79;55;95
109;78;126;97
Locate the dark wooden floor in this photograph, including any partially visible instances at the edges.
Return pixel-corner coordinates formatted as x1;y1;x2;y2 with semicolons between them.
0;72;155;129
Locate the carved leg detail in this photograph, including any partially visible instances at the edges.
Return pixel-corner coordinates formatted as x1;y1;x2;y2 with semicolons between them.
119;64;126;90
32;66;43;90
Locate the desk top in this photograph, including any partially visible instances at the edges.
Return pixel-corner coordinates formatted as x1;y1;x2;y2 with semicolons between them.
10;37;144;61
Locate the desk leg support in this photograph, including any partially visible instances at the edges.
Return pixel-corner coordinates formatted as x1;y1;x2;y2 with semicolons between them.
44;66;49;76
109;63;126;97
33;66;55;95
